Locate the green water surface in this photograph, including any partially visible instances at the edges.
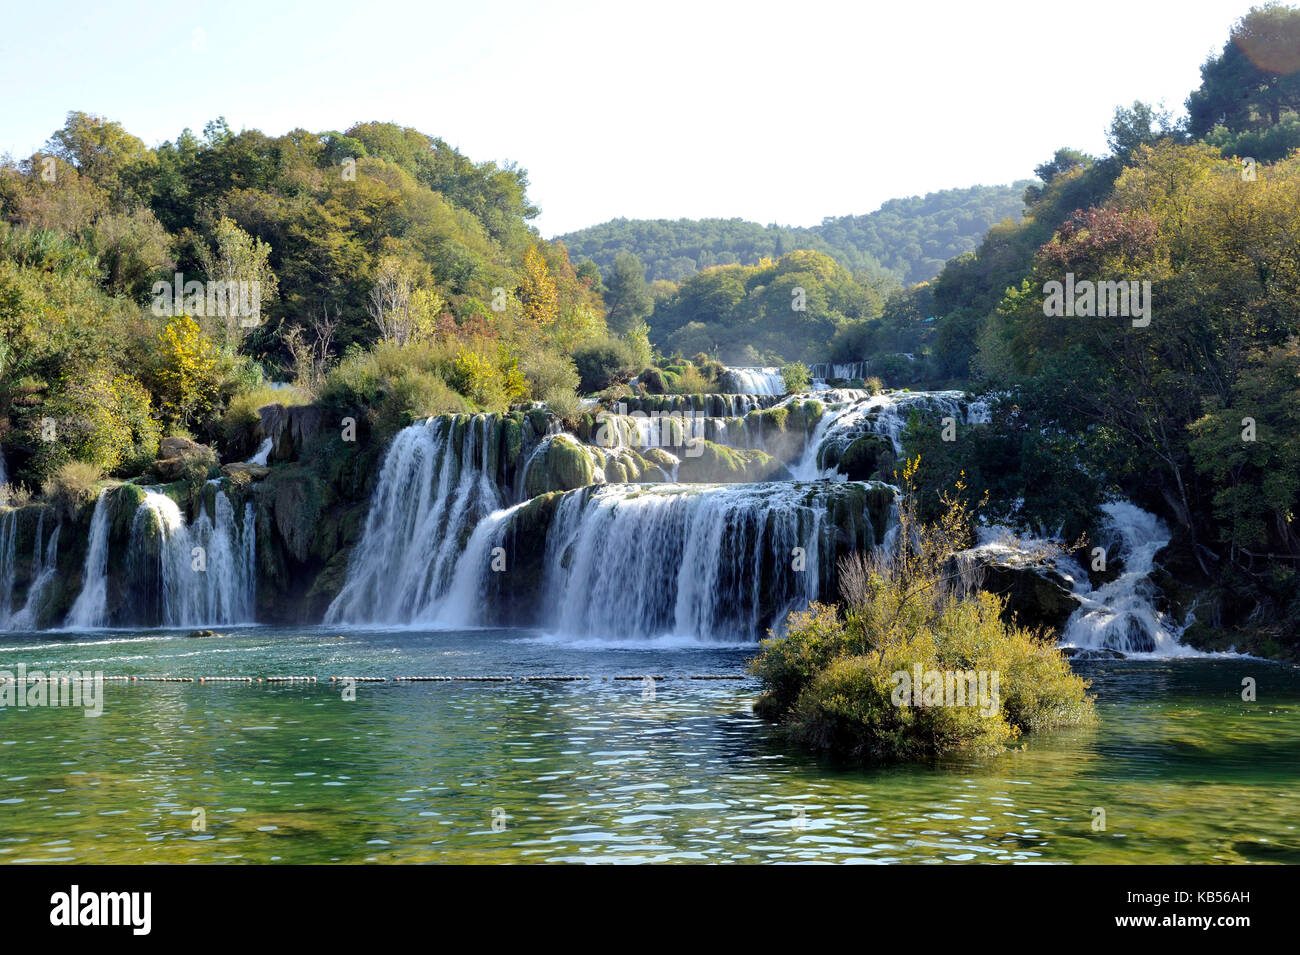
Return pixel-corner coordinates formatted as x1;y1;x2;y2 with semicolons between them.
0;626;1296;863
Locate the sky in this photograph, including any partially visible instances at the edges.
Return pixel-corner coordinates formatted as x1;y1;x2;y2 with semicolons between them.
0;0;1262;236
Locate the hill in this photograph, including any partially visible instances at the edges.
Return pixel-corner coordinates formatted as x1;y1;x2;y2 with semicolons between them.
558;182;1034;286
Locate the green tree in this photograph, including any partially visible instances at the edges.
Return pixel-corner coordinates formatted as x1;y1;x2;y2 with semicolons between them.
603;252;653;335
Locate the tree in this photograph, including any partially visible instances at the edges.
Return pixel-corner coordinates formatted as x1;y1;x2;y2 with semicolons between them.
1187;4;1300;135
603;252;653;334
366;256;442;347
197;217;279;348
44;111;151;201
154;315;221;428
518;245;558;332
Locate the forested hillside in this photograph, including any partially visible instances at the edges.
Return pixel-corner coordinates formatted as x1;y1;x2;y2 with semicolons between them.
559;182;1032;286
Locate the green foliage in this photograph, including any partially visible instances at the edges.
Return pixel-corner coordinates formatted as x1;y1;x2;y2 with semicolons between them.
650;251;883;364
603;252;653;334
560;183;1032;286
572;336;639;393
781;362;811;393
41;460;103;520
1187;4;1300;137
521;350;580;401
321;341;471;441
750;464;1094;762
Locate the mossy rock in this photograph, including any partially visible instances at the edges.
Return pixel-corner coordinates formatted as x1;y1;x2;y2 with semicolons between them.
641;448;678;478
676;440;789;483
500;415;524;474
524;435;596;497
834;433;896;481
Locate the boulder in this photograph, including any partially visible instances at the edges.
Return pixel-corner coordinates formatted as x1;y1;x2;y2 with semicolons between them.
953;549;1081;635
154;437;216;482
256;404;327;463
222;463;270;481
676;440;789;483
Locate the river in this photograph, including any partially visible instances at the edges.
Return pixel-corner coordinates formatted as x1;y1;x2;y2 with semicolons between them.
0;625;1295;864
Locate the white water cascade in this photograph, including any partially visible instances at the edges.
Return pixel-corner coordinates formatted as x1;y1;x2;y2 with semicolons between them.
792;390;988;480
249;438;273;466
723;367;786;395
538;482;838;640
127;487;256;628
325;415;504;625
2;511;60;631
1059;501;1189;655
64;489;112;628
0;509;18;625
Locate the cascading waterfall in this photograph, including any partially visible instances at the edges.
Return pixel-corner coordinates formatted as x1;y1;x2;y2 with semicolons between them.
325;415;503;625
249;438;273;466
722;367;785;395
793;390;986;479
965;500;1192;656
1060;501;1188;654
0;509;18;626
4;511;60;631
539;483;836;640
64;489;112;628
125;487;256;628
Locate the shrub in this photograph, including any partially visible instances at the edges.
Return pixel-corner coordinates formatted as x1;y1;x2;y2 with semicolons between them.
750;458;1094;762
781;362;811;393
665;363;712;394
521;351;581;400
572;337;638;393
0;483;33;508
542;385;582;428
42;461;102;520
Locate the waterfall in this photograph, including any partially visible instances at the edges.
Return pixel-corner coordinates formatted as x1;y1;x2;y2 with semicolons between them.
0;509;17;625
615;394;784;416
538;483;849;641
3;511;60;631
249;438;273;466
793;390;982;480
127;487;256;628
325;415;503;625
1060;501;1188;654
0;448;8;487
723;367;785;395
64;489;112;628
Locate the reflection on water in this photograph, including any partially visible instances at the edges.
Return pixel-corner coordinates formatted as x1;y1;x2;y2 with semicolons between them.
0;626;1297;863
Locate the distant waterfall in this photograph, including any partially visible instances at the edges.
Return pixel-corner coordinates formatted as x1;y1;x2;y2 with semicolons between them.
2;511;60;631
1060;501;1188;654
124;487;256;628
325;415;503;625
793;390;987;480
723;367;785;395
64;489;112;628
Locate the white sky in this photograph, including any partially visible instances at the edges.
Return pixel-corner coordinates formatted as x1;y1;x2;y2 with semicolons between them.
0;0;1258;236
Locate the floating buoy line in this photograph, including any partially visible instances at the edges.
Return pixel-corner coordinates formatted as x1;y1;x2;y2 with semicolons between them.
1;674;749;685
